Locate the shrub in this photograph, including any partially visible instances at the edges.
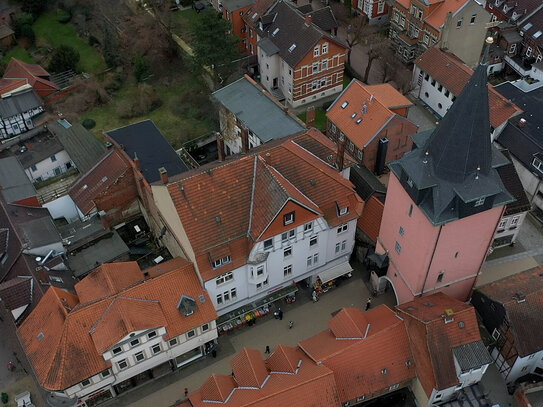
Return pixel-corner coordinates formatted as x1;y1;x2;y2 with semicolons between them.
19;24;35;44
88;35;100;47
1;393;7;404
81;118;96;129
55;8;71;23
13;13;34;36
133;56;150;83
49;45;80;73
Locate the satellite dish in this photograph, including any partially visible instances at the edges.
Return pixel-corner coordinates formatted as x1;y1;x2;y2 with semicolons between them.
35;257;42;262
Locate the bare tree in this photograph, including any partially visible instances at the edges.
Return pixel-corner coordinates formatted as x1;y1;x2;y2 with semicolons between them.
331;3;370;66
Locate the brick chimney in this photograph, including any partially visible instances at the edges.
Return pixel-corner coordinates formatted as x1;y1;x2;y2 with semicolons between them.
217;134;226;161
306;107;316;127
336;138;346;171
159;167;168;184
519;118;527;128
241;128;249;154
133;153;140;169
305;14;312;26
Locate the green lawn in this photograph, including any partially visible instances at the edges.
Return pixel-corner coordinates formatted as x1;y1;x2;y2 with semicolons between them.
298;109;327;132
170;8;200;45
33;13;106;73
1;47;34;65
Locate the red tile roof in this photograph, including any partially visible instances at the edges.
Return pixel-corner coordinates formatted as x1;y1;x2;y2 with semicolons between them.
357;194;384;242
415;47;522;128
266;344;300;373
69;149;131;215
0;276;33;312
163;137;363;282
292;128;357;168
190;346;341;407
231;348;269;388
299;305;415;402
364;84;413;109
18;258;217;391
328;307;369;338
397;292;484;396
2;58;59;97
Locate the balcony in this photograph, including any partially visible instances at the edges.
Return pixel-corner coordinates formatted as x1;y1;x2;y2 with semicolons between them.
504;54;532;77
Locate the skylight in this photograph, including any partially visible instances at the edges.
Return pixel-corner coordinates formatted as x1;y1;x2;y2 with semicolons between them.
356;118;363;124
272;28;279;36
523;23;533;30
252;12;258;19
341;101;349;109
351;113;357;118
288;44;297;52
535;31;542;38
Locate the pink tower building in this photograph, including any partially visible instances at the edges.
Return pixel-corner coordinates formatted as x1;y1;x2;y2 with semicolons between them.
376;46;515;304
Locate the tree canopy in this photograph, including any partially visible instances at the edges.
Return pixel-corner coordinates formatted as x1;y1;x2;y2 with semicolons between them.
49;45;80;73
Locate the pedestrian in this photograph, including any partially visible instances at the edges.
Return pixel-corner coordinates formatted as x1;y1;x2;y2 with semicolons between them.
278;308;283;320
265;345;270;354
365;297;372;311
184;388;188;397
288;320;294;329
212;349;217;358
312;290;318;302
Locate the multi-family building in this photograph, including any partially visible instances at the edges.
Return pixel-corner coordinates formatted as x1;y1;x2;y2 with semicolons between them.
376;46;514;304
326;79;418;174
0;89;44;139
149;136;363;331
389;0;491;66
18;258;218;407
472;267;543;390
352;0;389;24
242;0;346;107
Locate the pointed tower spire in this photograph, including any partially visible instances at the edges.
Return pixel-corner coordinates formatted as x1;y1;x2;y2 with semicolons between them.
424;37;494;184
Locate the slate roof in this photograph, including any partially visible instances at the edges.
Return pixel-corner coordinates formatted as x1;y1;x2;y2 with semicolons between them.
190;346;341;407
520;7;543;47
475;267;543;357
390;53;514;225
106;120;188;184
415;47;521;129
0;276;32;311
496;150;531;216
18;258;217;391
253;0;344;68
0;89;42;118
18;216;61;249
221;0;254;11
212;76;305;143
0;156;37;204
397;293;489;396
349;164;386;201
48;120;106;173
306;6;338;33
299;305;416;402
163;137;363;281
17;136;64;169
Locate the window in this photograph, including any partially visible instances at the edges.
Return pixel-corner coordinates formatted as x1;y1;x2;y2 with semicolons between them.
417;8;422;19
341;240;346;251
357;149;363;160
395;241;402;254
307;256;313;267
112;346;122;355
256;277;269;290
526;47;533;57
135;351;145;362
491;328;500;341
349;141;354;152
216;272;233;286
187;330;196;339
212;255;232;269
399;226;405;236
437;84;443;92
30;164;37;172
498;219;507;230
147;331;157;339
282;229;295;241
407;177;414;187
130;338;140;347
117;359;128;370
510;216;520;228
284;212;295;225
289;68;292;75
456;18;463;28
314;45;320;57
249;28;253;38
378;0;385;13
474;197;485;207
408;204;413;217
312;62;319;73
470;14;476;24
169;338;178;347
202;323;209;332
310;236;318;247
101;370;111;378
151;344;161;354
339;206;349;216
330;123;337;133
438;103;443;109
313;253;319;264
389;384;399;391
337;224;348;234
216;294;223;305
322;42;328;54
256;266;264;276
284;246;292;258
304;222;313;233
335;242;341;254
284;264;292;277
264;239;273;250
437;271;444;283
51;154;57;162
230;288;237;299
444;90;450;97
423;33;429;45
533;157;543;172
521;366;528;372
81;379;91;387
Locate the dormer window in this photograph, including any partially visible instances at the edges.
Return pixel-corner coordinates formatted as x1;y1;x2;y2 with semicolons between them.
177;295;198;316
212;255;231;269
532;157;543;173
284;212;295;225
474;197;485;207
339;207;349;216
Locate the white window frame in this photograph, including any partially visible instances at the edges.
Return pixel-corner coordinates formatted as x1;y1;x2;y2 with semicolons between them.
321;59;328;70
284;264;292;277
216;272;233;286
256;277;269;290
322;42;328;54
510;215;520;227
474;197;485;207
284;212;295;225
151;344;162;355
282;229;295;242
212;255;232;269
314;45;320;57
134;351;145;363
339;207;349;216
378;1;385;14
169;338;178;347
337;224;348;234
117;359;128;370
310;236;318;247
526;47;533;57
284;246;292;258
264;238;273;250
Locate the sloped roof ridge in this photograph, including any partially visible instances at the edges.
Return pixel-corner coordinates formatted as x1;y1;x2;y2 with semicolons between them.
88;296;159;334
330;307;366;338
247;156;260;238
240;348;269;387
291;136;336;171
70;149;116;190
170;154;254;185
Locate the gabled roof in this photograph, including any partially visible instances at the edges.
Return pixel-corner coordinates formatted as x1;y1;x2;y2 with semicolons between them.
200;374;237;402
415;47;521;128
299;305;415;402
18;215;61;249
327;79;418;150
231;348;269;387
106;120;188;184
0;89;42;118
328;307;369;338
48;120;106;173
212;76;305;143
267;344;300;373
496;150;531;215
0;156;37;204
306;6;338;33
292;128;356;168
475;267;543;357
18;258;217;391
364;83;413;110
2;58;59;94
397;292;490;395
519;6;543;47
68;149;131;215
425;0;470;30
0;276;33;312
254;0;345;68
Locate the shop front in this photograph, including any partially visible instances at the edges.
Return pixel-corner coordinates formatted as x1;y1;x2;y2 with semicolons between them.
83;388;115;407
174;347;203;368
313;261;353;296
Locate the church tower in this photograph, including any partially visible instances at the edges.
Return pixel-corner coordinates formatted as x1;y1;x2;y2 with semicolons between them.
377;39;514;304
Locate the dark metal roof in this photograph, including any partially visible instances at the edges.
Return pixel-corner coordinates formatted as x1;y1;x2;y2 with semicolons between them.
221;0;254;11
258;37;279;56
48;120;106;173
452;341;493;372
106;120;188;184
307;7;338;33
0;156;36;203
497;150;531;215
0;89;42;118
349;164;386;201
18;216;62;249
17;135;64;169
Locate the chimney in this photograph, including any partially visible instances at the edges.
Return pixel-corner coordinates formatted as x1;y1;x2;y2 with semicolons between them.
305;14;312;26
519;118;527;127
241;128;249;154
306;107;316;127
336;138;346;171
133;153;140;169
159;167;168;184
217;134;226;161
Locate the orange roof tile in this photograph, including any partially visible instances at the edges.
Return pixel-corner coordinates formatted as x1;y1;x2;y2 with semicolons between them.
69;149;132;215
2;58;59;95
416;47;522;128
425;0;468;30
190;346;341;407
357;194;384;242
18;258;217;391
292;128;357;168
299;306;415;402
231;348;269;388
266;344;300;373
328;308;369;338
327;80;395;150
397;292;484;396
364;83;413;109
200;374;237;402
74;262;142;303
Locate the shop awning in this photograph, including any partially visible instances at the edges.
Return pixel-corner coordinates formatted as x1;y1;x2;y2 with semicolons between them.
318;262;353;284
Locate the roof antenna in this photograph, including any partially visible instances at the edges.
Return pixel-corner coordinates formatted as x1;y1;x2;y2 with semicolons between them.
475;166;481;180
423;151;429;164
